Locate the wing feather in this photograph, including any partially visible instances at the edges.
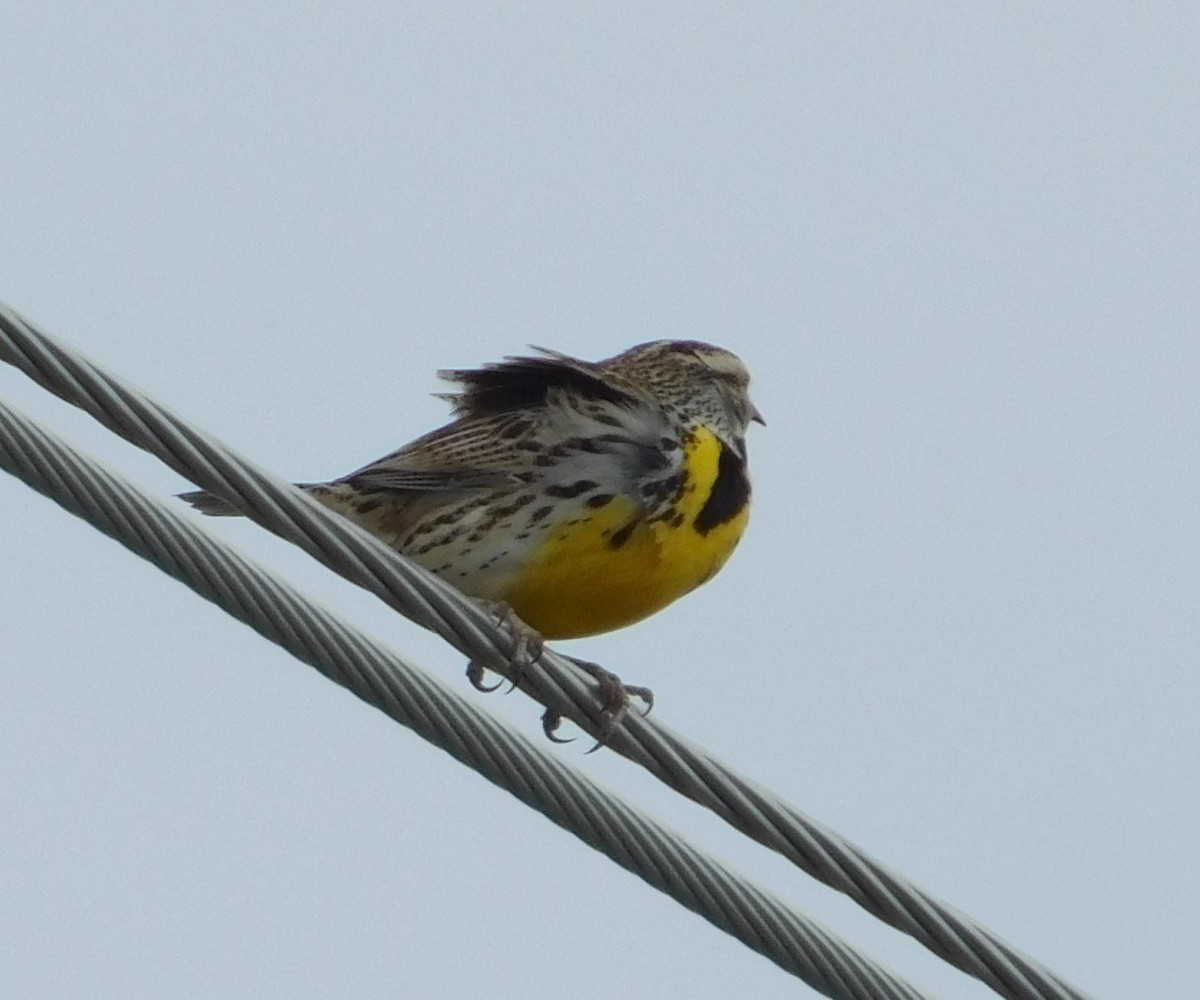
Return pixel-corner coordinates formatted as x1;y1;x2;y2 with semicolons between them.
338;350;677;505
437;348;647;418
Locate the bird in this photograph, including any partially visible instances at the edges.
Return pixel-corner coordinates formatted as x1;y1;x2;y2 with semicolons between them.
182;339;762;730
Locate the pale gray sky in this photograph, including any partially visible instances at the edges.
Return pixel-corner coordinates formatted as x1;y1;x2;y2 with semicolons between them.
2;4;1197;998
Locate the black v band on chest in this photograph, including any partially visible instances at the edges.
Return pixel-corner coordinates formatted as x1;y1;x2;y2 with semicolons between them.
693;442;750;536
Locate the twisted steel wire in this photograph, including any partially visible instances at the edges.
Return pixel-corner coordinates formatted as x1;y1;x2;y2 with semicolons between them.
0;303;1093;1000
0;395;931;1000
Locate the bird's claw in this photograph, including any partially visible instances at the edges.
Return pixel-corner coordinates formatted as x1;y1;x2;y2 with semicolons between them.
465;599;545;693
542;708;575;743
465;659;505;693
541;657;654;753
467;603;652;751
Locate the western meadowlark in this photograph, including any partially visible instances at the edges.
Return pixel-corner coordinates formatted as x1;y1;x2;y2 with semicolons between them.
182;339;762;729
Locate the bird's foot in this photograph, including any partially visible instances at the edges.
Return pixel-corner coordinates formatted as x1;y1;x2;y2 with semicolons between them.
465;600;544;694
541;657;654;752
465;603;652;751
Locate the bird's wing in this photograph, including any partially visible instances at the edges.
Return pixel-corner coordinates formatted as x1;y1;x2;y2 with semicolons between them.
436;347;651;418
340;352;676;502
337;411;534;493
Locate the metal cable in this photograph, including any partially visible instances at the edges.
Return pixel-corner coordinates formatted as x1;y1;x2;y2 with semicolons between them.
0;302;1094;1000
0;396;933;1000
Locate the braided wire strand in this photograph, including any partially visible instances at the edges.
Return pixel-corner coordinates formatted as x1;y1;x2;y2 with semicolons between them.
0;396;935;1000
0;303;1094;1000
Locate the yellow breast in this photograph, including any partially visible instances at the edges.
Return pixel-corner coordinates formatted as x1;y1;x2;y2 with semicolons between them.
502;426;750;638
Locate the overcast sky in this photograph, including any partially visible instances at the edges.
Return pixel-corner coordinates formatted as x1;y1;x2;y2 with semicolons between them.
2;4;1197;998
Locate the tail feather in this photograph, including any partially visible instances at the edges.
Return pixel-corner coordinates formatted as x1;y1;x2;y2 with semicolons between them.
179;482;331;517
177;489;243;516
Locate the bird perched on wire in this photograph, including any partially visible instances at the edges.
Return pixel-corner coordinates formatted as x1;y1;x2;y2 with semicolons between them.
182;339;763;732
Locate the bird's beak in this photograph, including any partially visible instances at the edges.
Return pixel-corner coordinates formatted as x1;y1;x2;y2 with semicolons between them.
750;403;766;427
